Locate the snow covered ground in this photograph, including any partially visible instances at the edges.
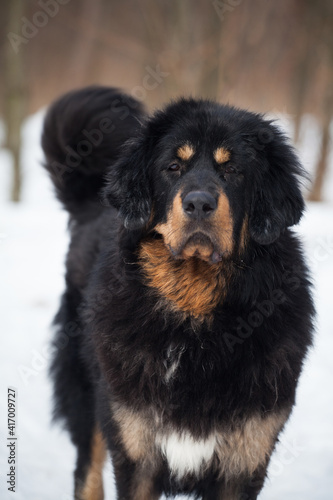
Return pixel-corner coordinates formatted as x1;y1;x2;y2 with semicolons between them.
0;111;333;499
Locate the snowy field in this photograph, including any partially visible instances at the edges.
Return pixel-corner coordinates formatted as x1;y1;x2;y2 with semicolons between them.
0;111;333;499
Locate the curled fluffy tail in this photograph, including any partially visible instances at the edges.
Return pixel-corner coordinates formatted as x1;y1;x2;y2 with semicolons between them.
41;86;145;219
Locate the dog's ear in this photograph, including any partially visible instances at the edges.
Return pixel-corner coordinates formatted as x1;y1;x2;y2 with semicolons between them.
249;123;305;245
102;134;153;230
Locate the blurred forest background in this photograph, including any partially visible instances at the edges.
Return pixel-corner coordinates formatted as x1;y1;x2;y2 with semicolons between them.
1;0;333;203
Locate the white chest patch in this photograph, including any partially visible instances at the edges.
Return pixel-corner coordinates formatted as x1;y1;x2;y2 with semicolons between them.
156;431;216;478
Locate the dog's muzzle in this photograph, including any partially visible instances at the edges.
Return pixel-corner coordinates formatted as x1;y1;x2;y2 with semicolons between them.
182;191;217;220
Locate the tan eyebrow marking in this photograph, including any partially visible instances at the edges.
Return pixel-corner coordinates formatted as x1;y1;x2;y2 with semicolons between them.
214;147;230;164
177;144;195;161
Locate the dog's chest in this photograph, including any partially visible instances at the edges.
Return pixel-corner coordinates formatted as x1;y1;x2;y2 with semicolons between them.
113;403;288;481
113;344;288;481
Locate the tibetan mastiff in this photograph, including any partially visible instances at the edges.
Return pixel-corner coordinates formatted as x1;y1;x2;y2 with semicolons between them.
42;86;314;500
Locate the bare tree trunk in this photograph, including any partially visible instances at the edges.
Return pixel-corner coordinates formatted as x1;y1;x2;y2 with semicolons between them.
303;0;333;200
198;8;221;101
4;0;27;202
66;0;102;87
292;0;321;145
292;54;312;145
308;110;332;201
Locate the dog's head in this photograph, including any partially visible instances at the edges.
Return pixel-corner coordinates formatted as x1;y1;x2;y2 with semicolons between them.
103;99;305;263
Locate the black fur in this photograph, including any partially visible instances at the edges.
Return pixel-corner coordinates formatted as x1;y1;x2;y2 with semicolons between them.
43;87;314;500
42;86;145;221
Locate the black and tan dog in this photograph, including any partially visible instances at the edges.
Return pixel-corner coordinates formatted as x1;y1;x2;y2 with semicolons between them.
42;86;314;499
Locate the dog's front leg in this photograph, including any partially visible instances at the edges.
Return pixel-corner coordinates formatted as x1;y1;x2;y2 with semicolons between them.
111;452;161;500
202;471;265;500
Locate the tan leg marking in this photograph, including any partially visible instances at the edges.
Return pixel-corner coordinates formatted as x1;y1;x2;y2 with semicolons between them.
218;481;242;500
112;406;160;499
112;405;155;463
216;409;290;480
79;428;106;500
131;475;160;500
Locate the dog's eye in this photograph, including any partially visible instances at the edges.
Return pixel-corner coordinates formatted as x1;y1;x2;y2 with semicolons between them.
168;163;181;172
224;165;237;174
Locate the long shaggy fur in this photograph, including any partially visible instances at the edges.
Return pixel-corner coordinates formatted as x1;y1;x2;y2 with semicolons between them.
43;86;314;500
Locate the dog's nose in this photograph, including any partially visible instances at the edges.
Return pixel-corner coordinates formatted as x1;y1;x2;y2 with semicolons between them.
182;191;217;219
